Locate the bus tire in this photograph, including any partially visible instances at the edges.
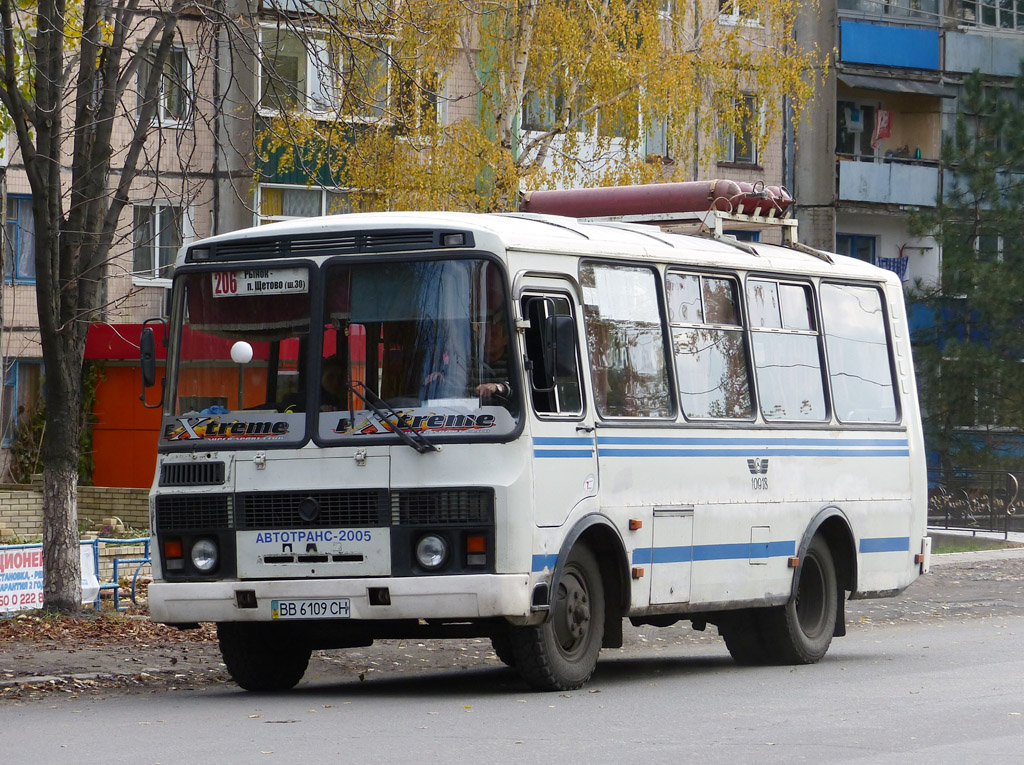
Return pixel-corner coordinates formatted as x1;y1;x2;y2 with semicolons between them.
761;535;838;664
719;610;771;666
490;632;517;668
217;622;311;692
509;543;605;691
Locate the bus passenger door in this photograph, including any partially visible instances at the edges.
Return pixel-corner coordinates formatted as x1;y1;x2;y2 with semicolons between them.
650;506;693;604
520;289;597;528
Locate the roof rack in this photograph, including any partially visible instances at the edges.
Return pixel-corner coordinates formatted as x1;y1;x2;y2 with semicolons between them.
519;180;835;263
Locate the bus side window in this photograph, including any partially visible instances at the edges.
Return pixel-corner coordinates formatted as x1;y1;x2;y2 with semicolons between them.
667;271;753;420
523;296;583;416
747;279;827;421
580;263;673;418
820;283;899;423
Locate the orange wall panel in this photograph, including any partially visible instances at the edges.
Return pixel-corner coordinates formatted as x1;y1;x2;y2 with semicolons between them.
91;366;162;488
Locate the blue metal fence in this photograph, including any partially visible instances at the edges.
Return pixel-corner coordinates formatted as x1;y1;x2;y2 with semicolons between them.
0;537;151;614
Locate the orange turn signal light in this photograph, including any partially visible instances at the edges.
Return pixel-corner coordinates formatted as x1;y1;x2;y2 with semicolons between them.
164;540;184;558
466;535;486;554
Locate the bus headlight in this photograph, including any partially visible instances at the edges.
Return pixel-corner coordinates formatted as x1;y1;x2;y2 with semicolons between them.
415;534;448;570
191;538;219;573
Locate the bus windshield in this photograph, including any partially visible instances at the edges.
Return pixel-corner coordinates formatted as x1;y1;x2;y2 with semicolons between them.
317;258;518;443
162;257;518;448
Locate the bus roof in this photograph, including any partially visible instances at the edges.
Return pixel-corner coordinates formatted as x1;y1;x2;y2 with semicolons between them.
181;210;897;286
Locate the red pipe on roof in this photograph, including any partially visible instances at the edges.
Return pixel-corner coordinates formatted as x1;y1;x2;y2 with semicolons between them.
518;180;792;219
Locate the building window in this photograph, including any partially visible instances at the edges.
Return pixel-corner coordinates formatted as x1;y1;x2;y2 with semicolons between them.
4;196;35;284
645;116;670;162
138;48;191;124
2;360;43;448
393;70;441;133
718;94;758;165
261;28;339;113
257;185;353;224
840;0;939;21
836;233;877;264
133;204;183;279
837;101;877;160
260;28;390;118
719;0;759;23
959;0;1024;29
344;41;390;120
523;81;567;133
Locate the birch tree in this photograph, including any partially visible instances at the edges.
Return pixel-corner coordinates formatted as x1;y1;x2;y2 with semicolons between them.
0;0;187;612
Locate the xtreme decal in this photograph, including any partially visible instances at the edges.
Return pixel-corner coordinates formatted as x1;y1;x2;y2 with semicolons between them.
163;416;290;441
333;411;497;435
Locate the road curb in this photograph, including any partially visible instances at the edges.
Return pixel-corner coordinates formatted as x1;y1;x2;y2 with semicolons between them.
0;666;207;690
931;546;1024;566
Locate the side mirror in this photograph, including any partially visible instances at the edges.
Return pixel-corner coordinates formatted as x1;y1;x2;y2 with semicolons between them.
139;318;166;409
140;327;157;388
531;304;578;392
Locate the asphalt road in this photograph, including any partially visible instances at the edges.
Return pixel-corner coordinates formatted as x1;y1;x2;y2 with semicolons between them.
2;548;1023;763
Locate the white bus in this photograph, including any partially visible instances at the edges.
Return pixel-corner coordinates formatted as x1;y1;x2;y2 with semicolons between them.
141;182;929;692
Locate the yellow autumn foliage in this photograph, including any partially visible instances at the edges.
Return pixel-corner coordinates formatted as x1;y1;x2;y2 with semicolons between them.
256;0;825;211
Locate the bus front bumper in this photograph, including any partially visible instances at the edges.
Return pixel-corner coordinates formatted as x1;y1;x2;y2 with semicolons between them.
148;574;532;624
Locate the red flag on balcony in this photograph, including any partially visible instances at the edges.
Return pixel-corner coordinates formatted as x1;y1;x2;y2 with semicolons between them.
871;109;892;150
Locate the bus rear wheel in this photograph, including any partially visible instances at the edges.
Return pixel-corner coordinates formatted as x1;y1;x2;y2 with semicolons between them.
760;535;838;664
217;622;312;692
509;543;605;691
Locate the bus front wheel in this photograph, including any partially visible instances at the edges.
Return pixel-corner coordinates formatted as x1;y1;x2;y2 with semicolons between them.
217;622;312;692
509;543;605;691
761;535;838;664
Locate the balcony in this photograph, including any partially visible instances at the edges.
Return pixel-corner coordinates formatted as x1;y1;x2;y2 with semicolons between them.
837;157;939;207
839;21;940;70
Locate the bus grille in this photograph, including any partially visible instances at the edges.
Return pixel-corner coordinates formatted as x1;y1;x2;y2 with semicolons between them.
156;494;231;530
236;490;388;529
160;461;226;486
392;489;493;525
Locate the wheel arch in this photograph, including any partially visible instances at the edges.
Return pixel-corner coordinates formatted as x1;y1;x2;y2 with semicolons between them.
796;506;858;597
797;506;857;639
549;513;630;649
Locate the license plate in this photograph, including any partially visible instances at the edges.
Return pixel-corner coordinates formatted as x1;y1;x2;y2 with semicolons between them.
271;598;351;620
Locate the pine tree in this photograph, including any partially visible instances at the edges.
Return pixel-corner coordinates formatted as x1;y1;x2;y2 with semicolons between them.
909;64;1024;477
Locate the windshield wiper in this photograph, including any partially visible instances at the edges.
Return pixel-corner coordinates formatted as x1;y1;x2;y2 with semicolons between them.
346;382;439;454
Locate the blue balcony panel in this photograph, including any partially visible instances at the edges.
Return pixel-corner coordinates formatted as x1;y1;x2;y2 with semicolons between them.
840;21;939;70
839;161;939;207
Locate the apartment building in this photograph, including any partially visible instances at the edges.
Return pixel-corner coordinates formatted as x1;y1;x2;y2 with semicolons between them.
794;0;1024;286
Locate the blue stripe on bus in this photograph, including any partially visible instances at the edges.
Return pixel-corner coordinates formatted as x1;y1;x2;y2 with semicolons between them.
597;436;908;448
534;437;595;445
859;536;911;553
534;449;594;459
598;448;910;458
632;541;796;565
532;554;559;571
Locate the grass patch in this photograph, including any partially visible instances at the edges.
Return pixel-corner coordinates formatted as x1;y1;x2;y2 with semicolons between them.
929;533;1010;554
